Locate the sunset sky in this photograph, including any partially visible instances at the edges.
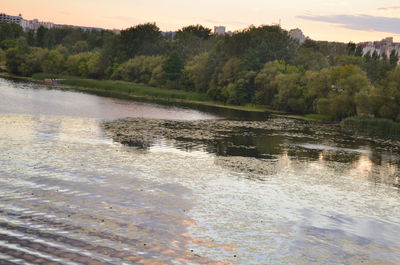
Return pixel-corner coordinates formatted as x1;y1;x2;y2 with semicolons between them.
2;0;400;43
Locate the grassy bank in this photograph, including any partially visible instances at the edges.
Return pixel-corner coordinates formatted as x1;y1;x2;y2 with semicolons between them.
30;73;278;113
1;72;336;120
32;73;209;100
341;117;400;137
0;72;348;122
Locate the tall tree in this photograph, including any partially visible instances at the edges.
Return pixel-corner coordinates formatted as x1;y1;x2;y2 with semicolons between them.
389;50;399;67
176;25;212;40
119;23;164;59
162;51;184;81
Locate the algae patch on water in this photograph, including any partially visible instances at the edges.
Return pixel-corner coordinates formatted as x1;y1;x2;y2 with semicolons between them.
102;117;400;184
101;117;304;151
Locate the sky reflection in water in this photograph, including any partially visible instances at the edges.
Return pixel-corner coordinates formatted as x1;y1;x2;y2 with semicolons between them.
0;77;400;264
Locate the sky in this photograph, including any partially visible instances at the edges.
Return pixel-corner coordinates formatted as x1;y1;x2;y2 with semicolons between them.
2;0;400;43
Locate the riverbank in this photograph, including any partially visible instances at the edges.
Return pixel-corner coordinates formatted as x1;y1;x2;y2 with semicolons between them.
0;72;337;122
0;72;339;122
31;73;282;114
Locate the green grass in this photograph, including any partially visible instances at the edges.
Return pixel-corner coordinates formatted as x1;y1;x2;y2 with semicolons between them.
32;73;210;102
32;73;65;80
30;73;277;113
341;116;400;137
67;79;210;101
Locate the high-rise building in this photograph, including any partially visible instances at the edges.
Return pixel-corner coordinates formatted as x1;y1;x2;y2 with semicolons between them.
214;26;226;35
0;12;103;32
0;13;23;25
358;37;400;61
289;28;306;44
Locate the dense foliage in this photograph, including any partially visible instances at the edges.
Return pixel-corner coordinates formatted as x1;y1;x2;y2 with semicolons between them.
1;21;400;122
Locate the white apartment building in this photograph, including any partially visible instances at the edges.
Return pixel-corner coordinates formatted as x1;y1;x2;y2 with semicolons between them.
0;13;23;25
0;13;54;31
1;12;102;32
359;37;400;59
23;19;54;31
214;26;226;35
289;28;306;44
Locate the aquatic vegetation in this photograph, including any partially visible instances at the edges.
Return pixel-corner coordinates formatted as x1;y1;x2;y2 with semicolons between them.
341;117;400;138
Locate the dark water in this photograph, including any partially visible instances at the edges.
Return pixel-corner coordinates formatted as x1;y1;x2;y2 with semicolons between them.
0;77;400;265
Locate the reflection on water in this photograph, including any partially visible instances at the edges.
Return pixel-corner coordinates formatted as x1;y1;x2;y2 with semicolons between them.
0;114;231;264
104;118;400;190
1;77;400;264
0;78;218;121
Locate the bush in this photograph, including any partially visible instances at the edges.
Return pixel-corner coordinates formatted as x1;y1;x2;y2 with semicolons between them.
111;56;164;84
341;116;400;137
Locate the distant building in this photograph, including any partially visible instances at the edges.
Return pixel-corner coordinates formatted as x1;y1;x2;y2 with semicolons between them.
52;23;103;32
161;31;177;40
0;12;104;32
358;37;400;61
0;13;23;24
23;19;54;31
112;29;121;35
214;26;226;35
289;28;306;44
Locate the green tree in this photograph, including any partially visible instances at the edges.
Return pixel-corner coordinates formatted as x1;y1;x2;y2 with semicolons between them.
162;51;184;82
26;30;35;46
255;60;299;106
87;51;105;78
0;48;5;68
300;39;348;66
368;66;400;120
273;71;306;113
219;25;298;70
389;50;399;67
347;42;356;55
218;57;246;86
174;25;213;58
19;47;48;76
311;65;369;120
5;37;30;75
0;39;16;50
355;45;363;57
0;22;23;42
42;49;65;74
220;70;256;104
355;89;374;117
337;55;365;68
61;28;86;48
176;25;211;40
293;47;329;70
71;40;89;54
316;94;355;120
36;26;49;48
119;23;164;59
111;55;164;83
148;64;164;87
66;52;91;76
183;52;215;93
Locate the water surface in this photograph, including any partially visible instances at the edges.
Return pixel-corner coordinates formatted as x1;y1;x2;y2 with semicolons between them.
0;78;217;121
1;77;399;265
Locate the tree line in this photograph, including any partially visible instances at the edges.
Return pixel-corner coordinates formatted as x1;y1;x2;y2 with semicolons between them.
0;22;399;122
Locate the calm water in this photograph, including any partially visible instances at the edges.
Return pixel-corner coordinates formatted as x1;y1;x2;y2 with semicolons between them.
0;77;400;265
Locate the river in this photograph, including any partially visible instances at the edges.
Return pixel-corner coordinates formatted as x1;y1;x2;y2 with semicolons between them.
0;77;399;265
